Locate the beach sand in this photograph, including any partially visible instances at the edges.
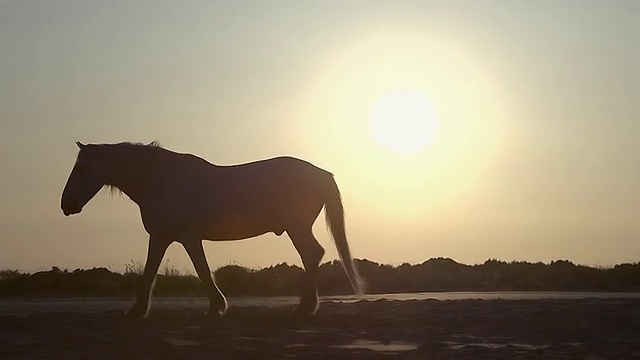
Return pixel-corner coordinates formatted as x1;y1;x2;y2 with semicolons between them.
1;297;639;359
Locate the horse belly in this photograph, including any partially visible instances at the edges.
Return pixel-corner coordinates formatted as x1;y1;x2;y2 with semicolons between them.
143;164;325;240
200;207;280;240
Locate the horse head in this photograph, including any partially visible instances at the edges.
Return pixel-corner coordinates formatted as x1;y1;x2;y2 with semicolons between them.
61;142;106;216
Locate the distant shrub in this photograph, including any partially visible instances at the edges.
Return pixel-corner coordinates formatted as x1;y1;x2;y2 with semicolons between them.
1;259;639;298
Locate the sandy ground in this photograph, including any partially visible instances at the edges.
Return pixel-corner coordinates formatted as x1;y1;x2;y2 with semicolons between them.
1;297;639;359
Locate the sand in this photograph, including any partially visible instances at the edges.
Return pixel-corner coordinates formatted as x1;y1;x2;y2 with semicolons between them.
1;297;639;359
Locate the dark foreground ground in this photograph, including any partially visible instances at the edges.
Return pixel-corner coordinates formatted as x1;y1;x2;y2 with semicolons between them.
1;297;639;359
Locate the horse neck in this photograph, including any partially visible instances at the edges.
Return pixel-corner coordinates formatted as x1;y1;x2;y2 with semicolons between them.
103;148;159;205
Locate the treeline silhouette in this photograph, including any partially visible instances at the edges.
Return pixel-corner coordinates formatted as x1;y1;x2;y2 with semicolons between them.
1;258;640;298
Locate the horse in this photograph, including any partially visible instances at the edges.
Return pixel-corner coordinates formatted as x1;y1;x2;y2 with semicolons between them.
61;141;363;318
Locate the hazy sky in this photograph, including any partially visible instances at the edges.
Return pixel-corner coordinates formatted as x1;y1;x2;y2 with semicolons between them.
2;1;639;273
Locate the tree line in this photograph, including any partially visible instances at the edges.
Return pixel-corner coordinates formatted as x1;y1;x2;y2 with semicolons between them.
1;258;639;298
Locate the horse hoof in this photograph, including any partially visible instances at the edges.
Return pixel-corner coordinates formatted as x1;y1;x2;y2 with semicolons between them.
205;306;226;319
293;303;318;316
125;306;148;319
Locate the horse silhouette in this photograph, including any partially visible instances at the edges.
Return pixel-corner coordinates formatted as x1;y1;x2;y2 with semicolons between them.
61;141;363;318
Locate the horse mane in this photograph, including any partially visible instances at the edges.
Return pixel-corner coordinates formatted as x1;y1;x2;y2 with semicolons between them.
116;140;162;148
106;184;123;197
103;141;162;197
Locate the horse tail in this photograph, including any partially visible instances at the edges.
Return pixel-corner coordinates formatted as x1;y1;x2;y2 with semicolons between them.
324;176;365;295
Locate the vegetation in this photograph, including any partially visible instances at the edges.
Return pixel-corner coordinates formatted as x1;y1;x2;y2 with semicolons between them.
1;258;640;298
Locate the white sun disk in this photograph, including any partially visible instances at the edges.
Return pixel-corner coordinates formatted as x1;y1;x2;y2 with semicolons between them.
370;91;439;154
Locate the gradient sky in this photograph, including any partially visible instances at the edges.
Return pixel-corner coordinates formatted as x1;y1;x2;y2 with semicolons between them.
2;1;639;273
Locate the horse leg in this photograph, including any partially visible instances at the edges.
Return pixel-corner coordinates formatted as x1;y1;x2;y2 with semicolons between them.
288;227;325;315
182;239;228;318
126;235;171;318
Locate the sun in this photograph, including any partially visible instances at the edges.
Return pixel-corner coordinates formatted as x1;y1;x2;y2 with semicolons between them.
370;90;440;154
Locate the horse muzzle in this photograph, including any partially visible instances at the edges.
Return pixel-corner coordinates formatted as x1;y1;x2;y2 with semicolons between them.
61;203;82;216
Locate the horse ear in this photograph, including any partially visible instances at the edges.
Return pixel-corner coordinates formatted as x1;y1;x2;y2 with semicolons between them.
76;141;85;149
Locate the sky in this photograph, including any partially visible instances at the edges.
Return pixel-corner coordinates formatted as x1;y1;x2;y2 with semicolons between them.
1;1;639;273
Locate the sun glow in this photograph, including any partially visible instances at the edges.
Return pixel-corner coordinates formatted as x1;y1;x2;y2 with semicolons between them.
370;90;439;154
300;30;510;223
